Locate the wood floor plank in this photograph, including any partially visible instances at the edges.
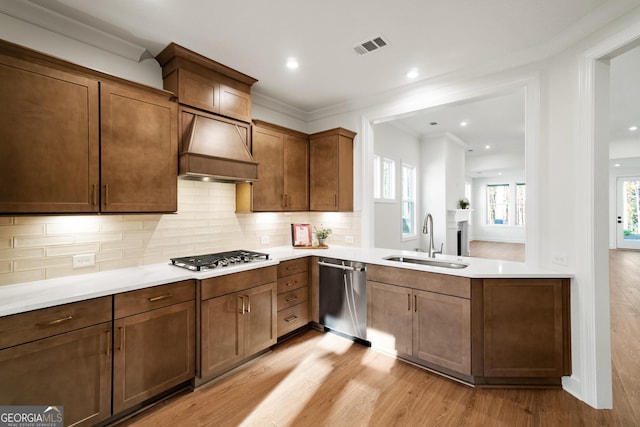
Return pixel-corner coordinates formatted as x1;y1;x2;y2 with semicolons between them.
120;248;640;427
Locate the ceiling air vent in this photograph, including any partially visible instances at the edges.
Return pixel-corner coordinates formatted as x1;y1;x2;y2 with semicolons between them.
353;35;390;55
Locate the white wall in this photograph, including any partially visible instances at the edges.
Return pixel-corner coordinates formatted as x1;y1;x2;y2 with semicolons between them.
471;173;526;243
372;123;421;250
0;13;162;88
420;133;466;254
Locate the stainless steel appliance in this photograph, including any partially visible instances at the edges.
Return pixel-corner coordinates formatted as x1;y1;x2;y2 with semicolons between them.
318;257;368;343
170;250;269;271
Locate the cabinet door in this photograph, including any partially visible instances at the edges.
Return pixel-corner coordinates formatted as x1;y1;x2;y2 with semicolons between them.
244;282;277;356
482;279;568;378
113;301;195;414
0;322;112;427
0;54;100;213
219;84;251;122
283;134;309;211
309;135;339;211
251;126;284;211
201;293;245;379
413;290;471;375
177;68;220;114
100;82;178;212
367;281;412;356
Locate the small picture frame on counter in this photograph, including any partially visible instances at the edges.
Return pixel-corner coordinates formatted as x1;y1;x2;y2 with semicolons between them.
291;224;312;247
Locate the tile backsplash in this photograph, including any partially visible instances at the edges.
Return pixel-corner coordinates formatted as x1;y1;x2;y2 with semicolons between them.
0;180;361;286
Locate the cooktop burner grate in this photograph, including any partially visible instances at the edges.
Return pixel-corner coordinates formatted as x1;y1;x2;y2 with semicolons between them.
170;250;269;271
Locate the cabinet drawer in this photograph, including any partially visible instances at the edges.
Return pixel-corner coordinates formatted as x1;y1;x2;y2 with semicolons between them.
277;287;308;311
0;296;112;349
201;266;277;300
368;264;470;299
277;303;309;337
277;258;308;278
277;271;308;294
115;280;195;319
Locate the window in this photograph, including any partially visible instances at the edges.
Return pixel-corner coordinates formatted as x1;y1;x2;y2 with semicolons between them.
487;184;510;225
373;155;395;200
516;183;526;226
401;164;416;238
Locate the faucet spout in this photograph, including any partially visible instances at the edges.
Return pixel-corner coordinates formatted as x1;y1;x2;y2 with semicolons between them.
422;213;442;258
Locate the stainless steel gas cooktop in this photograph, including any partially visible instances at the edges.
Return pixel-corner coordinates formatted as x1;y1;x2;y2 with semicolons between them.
170;250;269;271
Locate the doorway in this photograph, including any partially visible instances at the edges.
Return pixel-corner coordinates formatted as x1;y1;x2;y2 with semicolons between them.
616;176;640;249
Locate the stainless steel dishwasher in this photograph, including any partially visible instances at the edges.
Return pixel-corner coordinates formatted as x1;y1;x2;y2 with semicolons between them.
318;257;368;344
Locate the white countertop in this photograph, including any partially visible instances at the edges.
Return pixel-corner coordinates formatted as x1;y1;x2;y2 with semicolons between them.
0;246;572;317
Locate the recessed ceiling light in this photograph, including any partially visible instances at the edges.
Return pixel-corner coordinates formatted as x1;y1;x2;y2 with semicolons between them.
485;145;491;150
460;121;468;127
629;126;638;131
406;69;418;79
286;58;299;69
614;163;621;167
498;172;502;176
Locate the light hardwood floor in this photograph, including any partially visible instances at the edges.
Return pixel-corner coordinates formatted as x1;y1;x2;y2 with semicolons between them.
120;249;639;427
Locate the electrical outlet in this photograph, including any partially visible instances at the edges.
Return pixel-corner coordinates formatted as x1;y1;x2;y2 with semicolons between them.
260;236;270;244
73;253;95;268
551;254;568;266
345;235;354;244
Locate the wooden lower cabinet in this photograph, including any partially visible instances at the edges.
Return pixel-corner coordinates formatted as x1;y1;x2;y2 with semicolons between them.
113;282;196;414
367;265;570;385
478;278;571;381
367;281;412;355
367;281;471;375
200;281;277;380
276;258;310;338
0;297;112;426
413;289;471;375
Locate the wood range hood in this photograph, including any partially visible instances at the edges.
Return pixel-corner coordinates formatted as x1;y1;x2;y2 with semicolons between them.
156;43;259;182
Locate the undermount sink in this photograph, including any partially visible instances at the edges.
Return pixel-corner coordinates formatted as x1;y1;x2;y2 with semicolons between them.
383;255;469;269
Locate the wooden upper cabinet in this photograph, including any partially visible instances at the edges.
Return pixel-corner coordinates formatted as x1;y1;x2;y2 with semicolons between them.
0;40;178;214
0;52;100;213
100;82;178;212
284;134;310;211
251;121;309;212
309;128;356;212
156;43;257;123
252;125;285;211
174;68;220;114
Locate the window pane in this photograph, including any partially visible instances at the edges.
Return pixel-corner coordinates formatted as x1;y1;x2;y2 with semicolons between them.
402;164;416;236
487;184;510;225
382;158;395;199
516;183;526;226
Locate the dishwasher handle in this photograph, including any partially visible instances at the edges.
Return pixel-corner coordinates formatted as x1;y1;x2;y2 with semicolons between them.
318;260;366;272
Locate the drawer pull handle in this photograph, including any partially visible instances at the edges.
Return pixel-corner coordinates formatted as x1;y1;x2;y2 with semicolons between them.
285;281;296;287
285;296;298;302
36;315;73;327
284;315;298;323
148;294;172;302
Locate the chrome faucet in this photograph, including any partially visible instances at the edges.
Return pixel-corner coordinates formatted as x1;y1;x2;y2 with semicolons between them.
422;213;442;258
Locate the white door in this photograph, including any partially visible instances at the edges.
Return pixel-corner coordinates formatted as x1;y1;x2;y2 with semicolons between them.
616;177;640;250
